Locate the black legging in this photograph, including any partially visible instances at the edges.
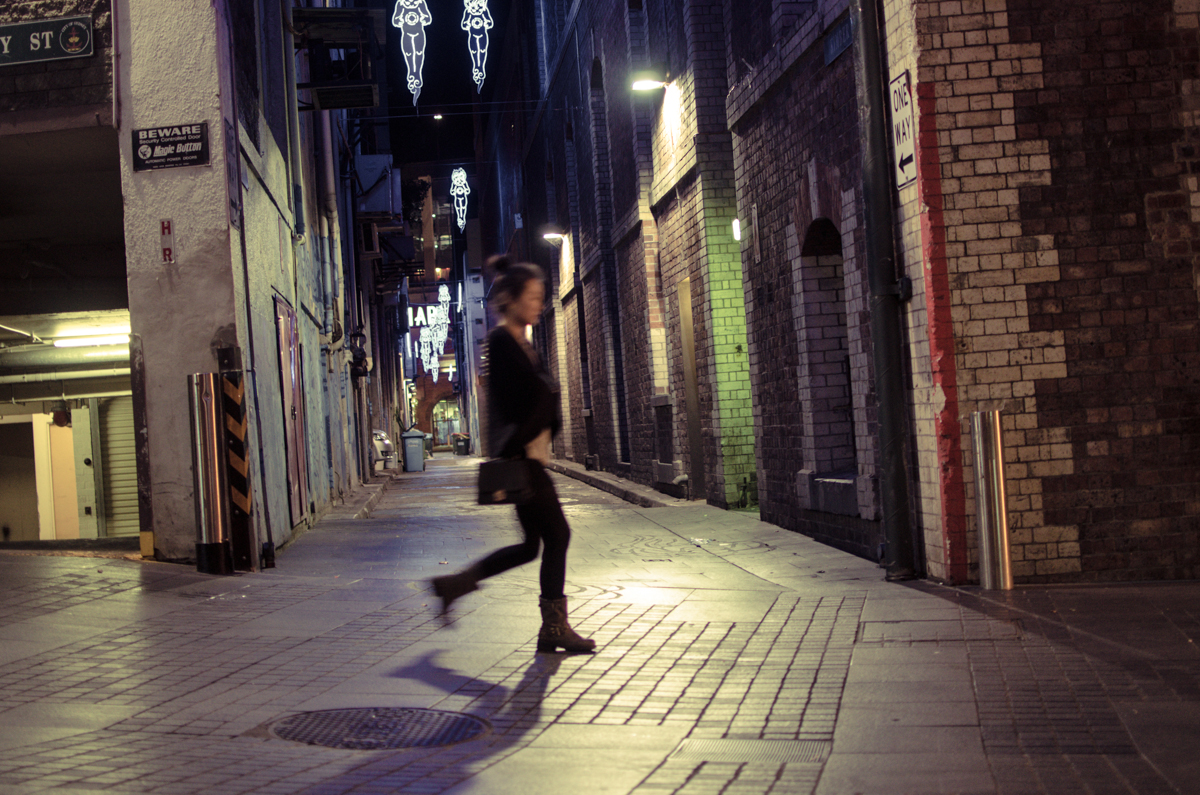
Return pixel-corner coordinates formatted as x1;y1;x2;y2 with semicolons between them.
474;464;570;599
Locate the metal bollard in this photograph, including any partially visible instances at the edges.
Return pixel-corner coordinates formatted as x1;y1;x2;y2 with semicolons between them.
971;410;1012;590
190;373;234;575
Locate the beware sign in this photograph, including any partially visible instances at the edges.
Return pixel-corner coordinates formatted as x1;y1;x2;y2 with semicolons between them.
889;72;916;189
132;123;211;172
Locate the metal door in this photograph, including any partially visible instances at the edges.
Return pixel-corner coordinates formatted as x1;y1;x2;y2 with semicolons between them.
99;396;139;536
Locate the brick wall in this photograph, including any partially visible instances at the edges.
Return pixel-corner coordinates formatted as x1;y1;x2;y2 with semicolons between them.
912;0;1200;582
1014;0;1200;581
0;0;112;115
724;1;884;555
524;0;756;502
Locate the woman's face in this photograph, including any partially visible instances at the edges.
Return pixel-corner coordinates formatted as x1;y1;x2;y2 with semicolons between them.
508;278;545;327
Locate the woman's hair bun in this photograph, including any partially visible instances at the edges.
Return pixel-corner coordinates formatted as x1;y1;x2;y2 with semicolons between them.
488;254;512;274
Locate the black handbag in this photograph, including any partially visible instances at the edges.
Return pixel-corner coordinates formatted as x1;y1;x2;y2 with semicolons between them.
477;458;537;505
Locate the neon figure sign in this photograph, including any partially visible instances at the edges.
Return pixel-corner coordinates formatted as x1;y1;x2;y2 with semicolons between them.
410;284;453;381
461;0;494;91
392;0;432;105
450;168;469;231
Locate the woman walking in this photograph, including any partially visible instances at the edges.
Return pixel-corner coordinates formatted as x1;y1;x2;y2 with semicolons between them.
431;256;595;654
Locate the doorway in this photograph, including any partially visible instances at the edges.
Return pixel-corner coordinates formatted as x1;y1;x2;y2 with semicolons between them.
431;399;461;449
275;297;310;526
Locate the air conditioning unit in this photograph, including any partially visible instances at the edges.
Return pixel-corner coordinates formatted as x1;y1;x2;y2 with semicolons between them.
309;83;379;111
292;8;386;111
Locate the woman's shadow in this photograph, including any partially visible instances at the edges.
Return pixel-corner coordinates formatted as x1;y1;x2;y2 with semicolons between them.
359;648;567;791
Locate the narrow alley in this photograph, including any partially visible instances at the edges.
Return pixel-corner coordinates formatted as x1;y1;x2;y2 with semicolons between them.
0;458;1195;794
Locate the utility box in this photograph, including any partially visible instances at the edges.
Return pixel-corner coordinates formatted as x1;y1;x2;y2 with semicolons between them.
401;430;425;472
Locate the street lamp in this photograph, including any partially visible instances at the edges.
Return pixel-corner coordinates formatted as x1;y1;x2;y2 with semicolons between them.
541;224;566;245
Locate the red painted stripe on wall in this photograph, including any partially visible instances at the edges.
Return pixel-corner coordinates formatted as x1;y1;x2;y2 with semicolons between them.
915;81;970;584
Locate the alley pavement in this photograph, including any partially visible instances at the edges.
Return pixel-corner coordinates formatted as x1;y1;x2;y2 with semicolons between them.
0;456;1196;795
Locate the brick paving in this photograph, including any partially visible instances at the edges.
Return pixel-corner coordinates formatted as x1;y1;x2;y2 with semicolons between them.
0;456;1195;794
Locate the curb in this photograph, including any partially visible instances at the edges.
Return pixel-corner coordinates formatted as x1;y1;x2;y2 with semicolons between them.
544;459;685;508
0;537;141;552
353;476;393;519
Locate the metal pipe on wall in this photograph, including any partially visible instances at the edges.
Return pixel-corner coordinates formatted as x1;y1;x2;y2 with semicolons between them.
282;0;305;238
188;373;234;575
0;345;129;367
0;368;132;385
972;410;1013;590
850;0;917;580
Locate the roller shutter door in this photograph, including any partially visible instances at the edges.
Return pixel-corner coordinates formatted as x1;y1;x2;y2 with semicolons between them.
99;396;139;537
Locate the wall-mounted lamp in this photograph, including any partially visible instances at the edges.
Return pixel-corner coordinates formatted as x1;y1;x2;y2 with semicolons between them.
541;224;566;245
631;64;669;91
732;218;742;241
433;113;444;120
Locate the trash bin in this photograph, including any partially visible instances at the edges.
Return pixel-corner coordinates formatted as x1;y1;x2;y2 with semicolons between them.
454;435;470;456
401;430;426;472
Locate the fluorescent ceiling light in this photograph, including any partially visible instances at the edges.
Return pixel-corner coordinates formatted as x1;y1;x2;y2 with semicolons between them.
54;334;130;348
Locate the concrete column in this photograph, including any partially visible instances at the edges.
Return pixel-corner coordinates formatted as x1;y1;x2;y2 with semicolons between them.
116;0;241;560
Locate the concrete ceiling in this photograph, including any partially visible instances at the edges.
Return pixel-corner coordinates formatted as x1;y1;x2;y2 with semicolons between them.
0;125;128;314
0;125;124;246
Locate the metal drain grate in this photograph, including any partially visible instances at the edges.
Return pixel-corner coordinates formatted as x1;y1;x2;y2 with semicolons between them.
670;739;832;764
269;708;490;750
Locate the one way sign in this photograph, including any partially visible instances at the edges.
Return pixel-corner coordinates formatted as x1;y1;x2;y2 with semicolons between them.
889;71;917;188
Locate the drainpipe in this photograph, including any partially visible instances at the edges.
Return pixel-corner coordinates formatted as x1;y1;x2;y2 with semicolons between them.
111;0;120;128
282;0;305;238
320;109;339;335
851;0;917;581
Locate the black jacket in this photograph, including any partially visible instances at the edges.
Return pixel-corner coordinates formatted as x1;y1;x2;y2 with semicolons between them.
486;326;561;458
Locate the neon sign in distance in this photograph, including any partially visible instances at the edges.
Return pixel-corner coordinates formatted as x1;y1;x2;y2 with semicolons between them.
450;168;469;231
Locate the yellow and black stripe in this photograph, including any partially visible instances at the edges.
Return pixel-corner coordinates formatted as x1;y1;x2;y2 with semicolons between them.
222;372;254;569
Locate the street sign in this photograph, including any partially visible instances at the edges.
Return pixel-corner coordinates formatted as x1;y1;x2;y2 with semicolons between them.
824;15;853;65
131;123;211;172
889;72;917;188
0;16;93;67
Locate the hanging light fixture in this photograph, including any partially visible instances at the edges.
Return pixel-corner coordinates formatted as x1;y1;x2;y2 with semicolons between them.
392;0;433;105
462;0;494;91
450;168;470;231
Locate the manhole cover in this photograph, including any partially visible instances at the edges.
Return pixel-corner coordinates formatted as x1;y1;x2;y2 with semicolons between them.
269;708;490;750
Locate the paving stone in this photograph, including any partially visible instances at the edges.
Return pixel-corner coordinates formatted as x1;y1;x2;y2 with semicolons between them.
0;460;1191;794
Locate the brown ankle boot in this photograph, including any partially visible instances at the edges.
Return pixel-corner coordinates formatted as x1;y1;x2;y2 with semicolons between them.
431;567;480;614
537;596;596;653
